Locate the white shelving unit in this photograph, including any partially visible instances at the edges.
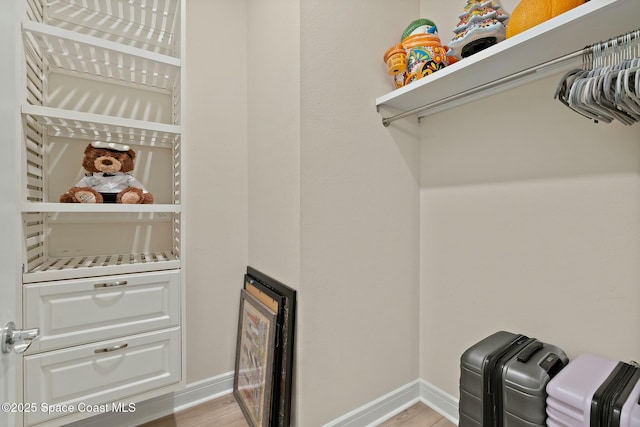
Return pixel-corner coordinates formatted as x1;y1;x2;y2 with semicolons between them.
21;0;183;283
18;0;184;425
376;0;640;124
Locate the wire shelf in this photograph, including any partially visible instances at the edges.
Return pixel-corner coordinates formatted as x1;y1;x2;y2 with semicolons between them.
22;104;181;147
24;251;181;283
44;0;181;57
24;21;180;91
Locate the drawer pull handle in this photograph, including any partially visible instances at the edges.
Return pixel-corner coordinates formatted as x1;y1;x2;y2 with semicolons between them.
94;280;128;288
94;343;128;353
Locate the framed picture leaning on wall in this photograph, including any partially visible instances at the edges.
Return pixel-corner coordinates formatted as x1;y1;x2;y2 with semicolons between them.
245;266;297;427
234;289;278;427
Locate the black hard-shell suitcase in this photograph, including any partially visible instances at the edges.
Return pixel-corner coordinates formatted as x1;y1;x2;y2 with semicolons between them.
459;331;569;427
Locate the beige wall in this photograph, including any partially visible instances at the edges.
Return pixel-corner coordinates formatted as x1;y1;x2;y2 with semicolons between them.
417;1;640;396
186;1;422;425
418;0;640;398
184;0;249;383
297;0;421;425
246;1;301;421
245;0;423;424
182;0;640;424
247;0;301;291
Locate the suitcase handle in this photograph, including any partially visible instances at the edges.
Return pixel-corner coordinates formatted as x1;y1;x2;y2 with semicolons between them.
517;341;543;363
540;354;565;377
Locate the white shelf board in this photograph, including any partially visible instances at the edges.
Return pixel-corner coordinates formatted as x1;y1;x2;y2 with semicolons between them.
23;20;180;91
22;104;181;146
22;203;181;213
375;0;640;118
23;253;181;283
45;0;181;57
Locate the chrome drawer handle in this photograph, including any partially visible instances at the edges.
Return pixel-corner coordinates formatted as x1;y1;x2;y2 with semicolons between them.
94;280;128;288
94;343;128;353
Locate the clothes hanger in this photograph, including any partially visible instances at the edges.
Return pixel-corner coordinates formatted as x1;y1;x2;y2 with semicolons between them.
623;58;640;108
586;72;619;123
569;44;612;122
590;36;638;124
607;36;640;123
599;60;636;125
616;60;640;119
574;47;617;122
555;29;640;124
570;71;614;123
554;68;593;119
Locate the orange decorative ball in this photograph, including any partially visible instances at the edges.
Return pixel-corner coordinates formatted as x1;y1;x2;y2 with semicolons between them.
506;0;585;38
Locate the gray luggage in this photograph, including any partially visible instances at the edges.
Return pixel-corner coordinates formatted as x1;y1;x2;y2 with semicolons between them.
459;331;569;427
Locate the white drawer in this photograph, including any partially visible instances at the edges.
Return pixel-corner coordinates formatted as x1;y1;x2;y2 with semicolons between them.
24;327;181;426
24;271;180;353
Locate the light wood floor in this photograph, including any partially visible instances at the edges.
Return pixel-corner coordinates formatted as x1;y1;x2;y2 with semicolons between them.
139;393;456;427
378;403;455;427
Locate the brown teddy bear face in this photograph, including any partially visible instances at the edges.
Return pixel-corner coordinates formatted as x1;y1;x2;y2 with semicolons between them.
81;144;136;174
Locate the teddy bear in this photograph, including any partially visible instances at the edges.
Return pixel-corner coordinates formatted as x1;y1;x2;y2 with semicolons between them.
60;141;154;204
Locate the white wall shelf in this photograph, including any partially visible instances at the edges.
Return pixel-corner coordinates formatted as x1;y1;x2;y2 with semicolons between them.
375;0;640;124
22;104;181;146
23;20;180;91
23;252;181;283
43;0;181;56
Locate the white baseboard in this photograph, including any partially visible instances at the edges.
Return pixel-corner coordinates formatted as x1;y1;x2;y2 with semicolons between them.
324;379;459;427
68;371;235;427
322;380;422;427
418;380;459;425
72;374;457;427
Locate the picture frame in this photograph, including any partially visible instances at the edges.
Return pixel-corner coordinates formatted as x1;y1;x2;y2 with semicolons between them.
244;275;285;423
245;267;297;427
234;289;278;427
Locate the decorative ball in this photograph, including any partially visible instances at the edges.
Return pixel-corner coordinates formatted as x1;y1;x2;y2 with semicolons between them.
506;0;585;38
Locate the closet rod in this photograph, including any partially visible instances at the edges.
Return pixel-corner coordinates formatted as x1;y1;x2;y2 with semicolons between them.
380;27;639;127
380;51;581;127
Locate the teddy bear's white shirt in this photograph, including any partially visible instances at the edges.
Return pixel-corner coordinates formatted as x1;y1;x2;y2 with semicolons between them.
74;172;149;194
